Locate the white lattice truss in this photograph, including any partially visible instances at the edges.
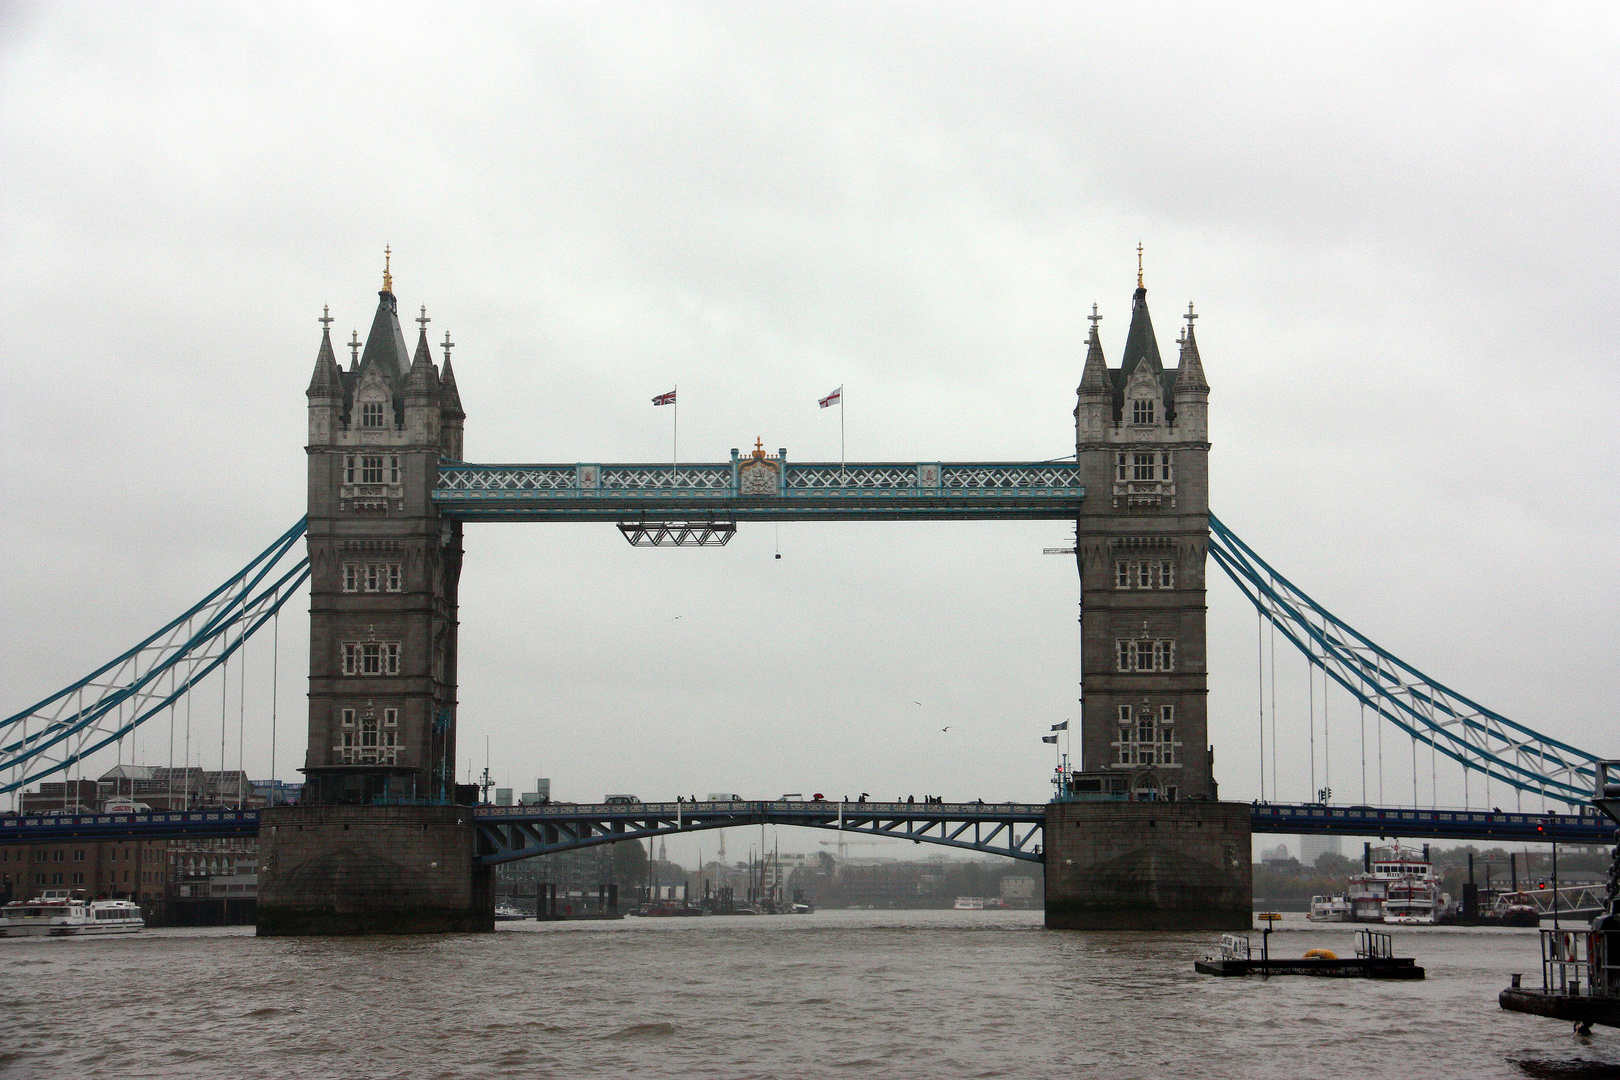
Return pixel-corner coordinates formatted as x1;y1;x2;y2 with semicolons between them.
0;521;310;795
1209;513;1600;809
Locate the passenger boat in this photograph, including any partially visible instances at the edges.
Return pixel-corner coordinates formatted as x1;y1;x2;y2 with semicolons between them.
1345;844;1446;923
1;890;145;937
1308;893;1352;922
953;897;986;910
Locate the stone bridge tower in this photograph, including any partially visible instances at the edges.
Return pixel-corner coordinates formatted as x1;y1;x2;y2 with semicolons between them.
301;257;465;806
1071;271;1212;801
1042;262;1250;932
259;257;488;936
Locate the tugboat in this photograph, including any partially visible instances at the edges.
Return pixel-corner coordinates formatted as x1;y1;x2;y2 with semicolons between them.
1499;761;1620;1032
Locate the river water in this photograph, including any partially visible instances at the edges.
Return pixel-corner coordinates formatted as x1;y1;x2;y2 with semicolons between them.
4;911;1619;1079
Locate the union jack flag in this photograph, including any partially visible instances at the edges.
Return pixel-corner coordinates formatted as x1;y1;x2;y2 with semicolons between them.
652;390;676;406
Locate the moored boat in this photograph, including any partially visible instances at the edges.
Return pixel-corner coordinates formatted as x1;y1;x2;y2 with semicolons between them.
953;897;986;910
1;890;144;937
1308;894;1352;922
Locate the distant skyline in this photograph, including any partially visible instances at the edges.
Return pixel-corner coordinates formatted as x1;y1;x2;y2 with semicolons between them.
2;4;1616;868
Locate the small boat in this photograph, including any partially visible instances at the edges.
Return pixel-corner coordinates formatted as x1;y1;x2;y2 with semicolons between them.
493;902;529;921
954;897;986;910
1308;894;1352;922
1;890;144;937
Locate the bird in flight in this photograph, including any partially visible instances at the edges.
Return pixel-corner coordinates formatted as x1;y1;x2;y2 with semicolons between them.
940;726;951;732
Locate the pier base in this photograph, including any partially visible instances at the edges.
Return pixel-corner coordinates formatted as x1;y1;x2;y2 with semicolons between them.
255;805;493;936
1043;801;1252;931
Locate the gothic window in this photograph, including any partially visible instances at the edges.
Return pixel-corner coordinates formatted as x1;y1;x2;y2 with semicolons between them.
1115;453;1175;485
361;400;385;428
1115;560;1176;589
1112;705;1181;768
1132;399;1156;424
341;709;355;727
340;641;401;675
341;562;403;593
1115;638;1175;672
361;456;384;483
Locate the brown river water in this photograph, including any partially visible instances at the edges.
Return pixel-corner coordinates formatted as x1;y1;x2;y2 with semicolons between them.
3;910;1618;1079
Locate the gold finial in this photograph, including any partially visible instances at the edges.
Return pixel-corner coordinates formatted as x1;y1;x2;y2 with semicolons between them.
753;436;765;458
1137;242;1144;289
382;245;393;292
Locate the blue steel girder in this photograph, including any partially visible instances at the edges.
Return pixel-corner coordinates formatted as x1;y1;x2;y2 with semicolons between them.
472;801;1048;865
1251;802;1615;845
434;461;1085;521
0;809;261;842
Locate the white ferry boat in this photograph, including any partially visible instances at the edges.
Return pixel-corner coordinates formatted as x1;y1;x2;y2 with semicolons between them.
1308;893;1352;922
1344;844;1446;923
953;896;986;910
0;890;145;937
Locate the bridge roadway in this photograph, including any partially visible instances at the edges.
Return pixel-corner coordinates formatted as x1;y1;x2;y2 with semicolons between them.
3;802;1614;857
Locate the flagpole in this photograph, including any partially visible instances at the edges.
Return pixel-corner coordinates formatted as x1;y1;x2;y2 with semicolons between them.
840;386;845;473
673;384;678;476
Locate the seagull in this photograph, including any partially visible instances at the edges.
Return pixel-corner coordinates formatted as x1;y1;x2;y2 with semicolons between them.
913;701;922;706
672;616;682;620
941;726;951;732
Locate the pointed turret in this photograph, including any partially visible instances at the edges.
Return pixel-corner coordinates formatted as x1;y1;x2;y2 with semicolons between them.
1173;302;1210;441
438;329;464;460
356;287;412;387
1174;304;1208;393
1117;285;1163;379
307;309;343;445
1074;304;1114;444
404;318;442;444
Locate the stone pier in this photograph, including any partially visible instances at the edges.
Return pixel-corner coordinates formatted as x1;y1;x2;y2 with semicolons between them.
256;805;493;936
1043;801;1251;930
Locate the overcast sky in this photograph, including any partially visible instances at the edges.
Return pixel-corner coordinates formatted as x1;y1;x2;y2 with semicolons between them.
2;3;1616;861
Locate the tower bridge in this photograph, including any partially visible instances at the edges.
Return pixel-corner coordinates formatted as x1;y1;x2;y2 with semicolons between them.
3;254;1611;934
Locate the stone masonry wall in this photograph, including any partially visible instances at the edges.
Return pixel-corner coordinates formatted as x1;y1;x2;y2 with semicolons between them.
256;805;492;935
1044;801;1250;930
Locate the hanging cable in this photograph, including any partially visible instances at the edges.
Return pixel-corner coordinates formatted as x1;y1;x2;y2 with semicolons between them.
1308;656;1316;802
1359;694;1366;805
237;631;246;808
270;609;279;807
1269;619;1278;802
1257;606;1265;802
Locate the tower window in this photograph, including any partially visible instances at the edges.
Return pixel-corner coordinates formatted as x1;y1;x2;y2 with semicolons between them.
1115;638;1176;672
1132;399;1156;424
341;562;403;593
340;641;401;676
1133;453;1156;481
361;456;384;484
1112;705;1181;767
1115;560;1175;589
361;401;385;428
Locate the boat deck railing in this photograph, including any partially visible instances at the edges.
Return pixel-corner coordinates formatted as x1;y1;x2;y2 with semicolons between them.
1356;929;1393;960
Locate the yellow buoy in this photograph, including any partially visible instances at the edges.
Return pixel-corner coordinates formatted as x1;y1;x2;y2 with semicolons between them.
1303;948;1338;960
